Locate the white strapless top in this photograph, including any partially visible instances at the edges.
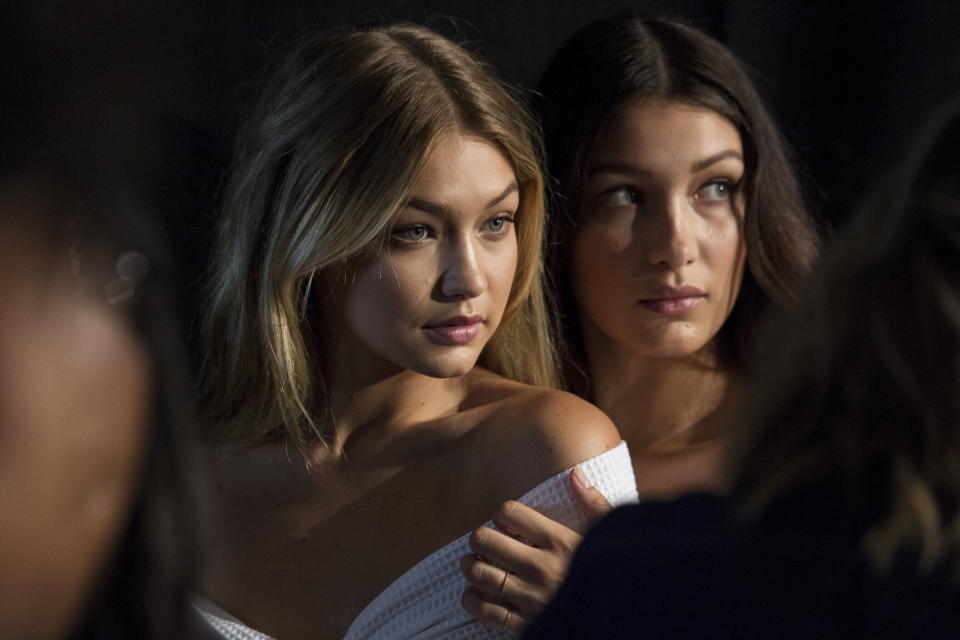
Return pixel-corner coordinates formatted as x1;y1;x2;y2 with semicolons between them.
198;442;637;639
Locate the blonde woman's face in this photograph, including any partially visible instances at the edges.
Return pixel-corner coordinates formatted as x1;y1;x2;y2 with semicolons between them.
571;99;747;361
341;133;519;379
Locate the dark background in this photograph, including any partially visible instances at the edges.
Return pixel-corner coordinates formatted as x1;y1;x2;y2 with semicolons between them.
5;0;960;346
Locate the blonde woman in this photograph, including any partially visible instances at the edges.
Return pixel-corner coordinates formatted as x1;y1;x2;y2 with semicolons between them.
195;24;636;640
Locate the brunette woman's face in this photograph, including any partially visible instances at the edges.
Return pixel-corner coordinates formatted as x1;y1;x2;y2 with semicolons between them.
341;133;519;379
571;99;747;361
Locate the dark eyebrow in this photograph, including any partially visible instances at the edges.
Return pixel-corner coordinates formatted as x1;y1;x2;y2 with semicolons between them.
405;197;449;216
691;150;743;173
405;182;519;215
587;152;744;179
586;162;651;178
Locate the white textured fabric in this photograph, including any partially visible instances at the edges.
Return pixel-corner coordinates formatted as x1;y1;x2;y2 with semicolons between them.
196;596;274;640
199;442;637;639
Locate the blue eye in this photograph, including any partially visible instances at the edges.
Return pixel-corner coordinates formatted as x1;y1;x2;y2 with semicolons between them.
392;224;430;242
599;186;642;207
483;215;514;234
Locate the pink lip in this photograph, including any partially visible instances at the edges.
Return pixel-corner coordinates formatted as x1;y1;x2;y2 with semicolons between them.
422;315;484;345
639;286;706;315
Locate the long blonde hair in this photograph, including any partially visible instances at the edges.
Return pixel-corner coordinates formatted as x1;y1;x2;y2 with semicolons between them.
201;24;557;453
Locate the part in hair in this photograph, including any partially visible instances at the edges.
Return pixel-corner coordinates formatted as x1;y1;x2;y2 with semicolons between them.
201;23;558;454
534;15;822;396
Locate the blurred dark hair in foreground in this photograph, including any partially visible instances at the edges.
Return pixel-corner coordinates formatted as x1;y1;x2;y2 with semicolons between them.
1;3;210;639
732;97;960;577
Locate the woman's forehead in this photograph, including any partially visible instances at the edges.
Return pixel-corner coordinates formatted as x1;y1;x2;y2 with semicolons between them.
586;100;743;175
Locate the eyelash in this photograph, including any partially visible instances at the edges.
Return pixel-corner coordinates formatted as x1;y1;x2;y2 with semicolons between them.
389;214;516;245
597;185;642;207
391;224;433;243
695;179;738;202
482;214;516;236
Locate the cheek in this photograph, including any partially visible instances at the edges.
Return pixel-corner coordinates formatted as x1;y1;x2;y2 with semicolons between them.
347;255;434;321
719;216;746;277
577;213;635;253
486;239;518;302
705;214;747;308
569;225;632;292
566;228;635;329
0;301;149;640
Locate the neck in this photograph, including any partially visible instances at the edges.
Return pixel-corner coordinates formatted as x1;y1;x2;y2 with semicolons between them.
325;370;465;448
583;325;741;455
319;317;468;459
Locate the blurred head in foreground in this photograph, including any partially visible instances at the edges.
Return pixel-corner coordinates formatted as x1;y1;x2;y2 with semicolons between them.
732;99;960;577
0;6;199;637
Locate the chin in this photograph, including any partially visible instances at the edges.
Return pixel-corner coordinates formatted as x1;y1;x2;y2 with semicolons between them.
636;331;710;361
416;363;476;379
645;345;704;360
410;350;480;379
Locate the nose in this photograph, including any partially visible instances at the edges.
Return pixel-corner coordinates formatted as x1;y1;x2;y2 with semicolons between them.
439;234;487;299
644;196;698;269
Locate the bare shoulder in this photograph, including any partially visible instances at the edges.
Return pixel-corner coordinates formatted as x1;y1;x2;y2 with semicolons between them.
465;369;621;491
511;387;621;470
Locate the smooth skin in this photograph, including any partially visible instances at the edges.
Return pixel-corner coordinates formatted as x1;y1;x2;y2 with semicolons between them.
0;192;150;640
462;100;748;634
199;133;620;640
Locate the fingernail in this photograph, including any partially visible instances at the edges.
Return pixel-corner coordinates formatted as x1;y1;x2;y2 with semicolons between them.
572;466;592;489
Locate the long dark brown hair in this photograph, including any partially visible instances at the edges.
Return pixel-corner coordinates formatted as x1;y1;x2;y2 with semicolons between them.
534;15;822;396
731;100;960;576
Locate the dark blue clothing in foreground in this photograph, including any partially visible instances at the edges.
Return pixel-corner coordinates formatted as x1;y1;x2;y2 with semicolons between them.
524;493;960;639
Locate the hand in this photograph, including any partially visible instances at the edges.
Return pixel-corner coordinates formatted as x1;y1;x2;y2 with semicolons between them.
460;467;613;635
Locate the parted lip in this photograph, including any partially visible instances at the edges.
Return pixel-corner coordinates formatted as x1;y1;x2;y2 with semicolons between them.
422;314;484;328
640;285;705;301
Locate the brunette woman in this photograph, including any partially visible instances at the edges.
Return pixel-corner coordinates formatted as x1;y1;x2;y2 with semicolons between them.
461;16;821;633
525;100;960;639
196;23;636;640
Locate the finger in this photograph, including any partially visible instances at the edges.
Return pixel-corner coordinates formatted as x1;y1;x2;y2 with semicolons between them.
461;586;527;637
460;554;510;599
490;500;581;551
461;553;557;614
468;524;547;579
570;467;612;527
